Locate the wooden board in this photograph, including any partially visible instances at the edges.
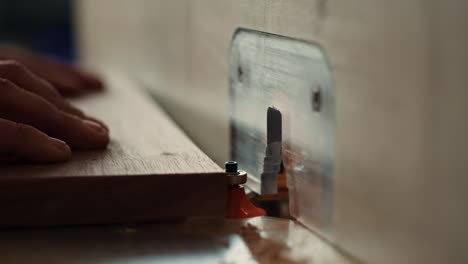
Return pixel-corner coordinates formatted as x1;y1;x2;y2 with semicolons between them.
0;73;226;227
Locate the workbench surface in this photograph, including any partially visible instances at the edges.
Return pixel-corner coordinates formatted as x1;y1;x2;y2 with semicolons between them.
0;216;356;264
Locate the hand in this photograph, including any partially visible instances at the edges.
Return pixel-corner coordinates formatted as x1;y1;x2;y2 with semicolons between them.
0;45;104;97
0;60;109;163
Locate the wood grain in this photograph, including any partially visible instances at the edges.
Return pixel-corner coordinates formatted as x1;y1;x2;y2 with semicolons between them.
0;73;226;227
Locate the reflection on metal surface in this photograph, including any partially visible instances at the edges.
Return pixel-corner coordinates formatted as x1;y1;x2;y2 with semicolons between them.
229;28;335;235
0;217;357;264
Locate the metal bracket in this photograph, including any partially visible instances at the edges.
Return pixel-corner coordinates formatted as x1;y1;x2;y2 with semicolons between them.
229;28;335;234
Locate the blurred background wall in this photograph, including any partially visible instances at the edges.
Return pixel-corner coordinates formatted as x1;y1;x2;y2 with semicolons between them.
0;0;74;61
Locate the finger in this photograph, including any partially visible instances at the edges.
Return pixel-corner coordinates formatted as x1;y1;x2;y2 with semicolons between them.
0;46;80;93
0;60;66;109
82;115;109;132
0;78;109;149
69;66;104;90
0;118;70;163
0;45;104;96
38;69;85;97
0;60;108;130
29;54;105;91
52;62;104;92
63;103;109;131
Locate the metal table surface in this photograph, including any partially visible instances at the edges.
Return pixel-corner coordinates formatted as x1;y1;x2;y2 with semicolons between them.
0;216;355;264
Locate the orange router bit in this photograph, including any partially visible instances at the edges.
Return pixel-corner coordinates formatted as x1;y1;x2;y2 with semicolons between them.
224;161;266;219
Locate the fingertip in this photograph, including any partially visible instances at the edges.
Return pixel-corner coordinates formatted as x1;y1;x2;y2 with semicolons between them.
81;119;110;148
50;77;85;97
85;77;105;90
75;67;105;90
23;137;71;163
63;103;85;118
84;116;109;132
48;137;72;161
52;113;109;150
62;104;109;132
18;132;71;163
52;86;83;97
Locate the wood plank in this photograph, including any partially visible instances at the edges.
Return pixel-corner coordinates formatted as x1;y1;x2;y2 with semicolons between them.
0;73;226;227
